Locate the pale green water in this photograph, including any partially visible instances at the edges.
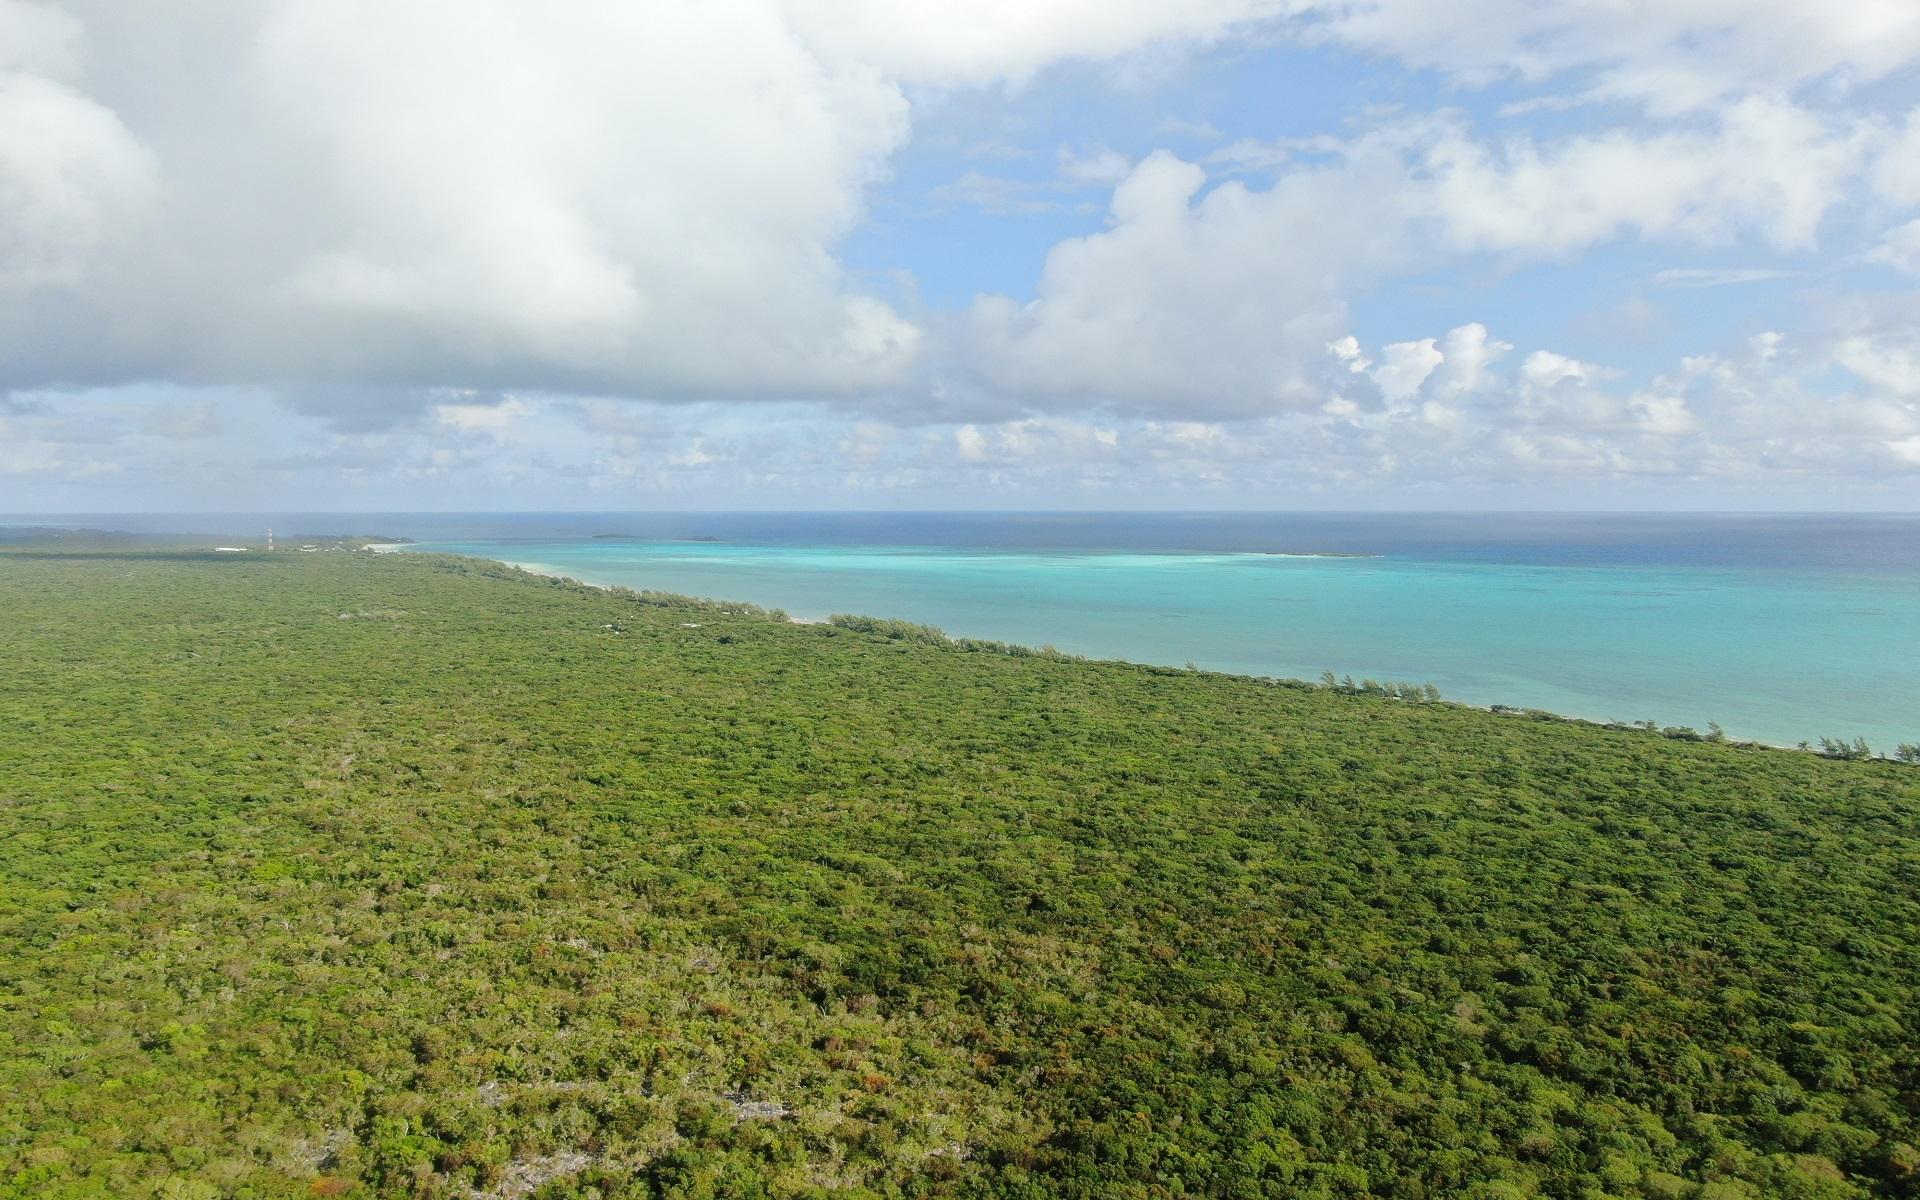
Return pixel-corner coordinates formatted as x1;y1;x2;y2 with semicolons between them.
414;534;1920;750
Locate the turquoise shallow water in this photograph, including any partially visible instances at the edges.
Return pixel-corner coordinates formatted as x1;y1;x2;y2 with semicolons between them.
14;509;1915;748
410;534;1920;750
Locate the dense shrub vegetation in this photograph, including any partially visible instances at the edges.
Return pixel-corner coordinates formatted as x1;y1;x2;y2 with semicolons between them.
2;547;1916;1199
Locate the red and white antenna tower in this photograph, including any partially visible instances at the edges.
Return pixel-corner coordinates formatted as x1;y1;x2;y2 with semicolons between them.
267;527;274;552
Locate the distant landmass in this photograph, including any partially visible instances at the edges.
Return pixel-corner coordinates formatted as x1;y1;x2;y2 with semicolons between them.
0;526;411;549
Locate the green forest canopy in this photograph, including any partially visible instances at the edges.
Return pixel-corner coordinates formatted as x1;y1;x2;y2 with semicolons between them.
1;546;1916;1199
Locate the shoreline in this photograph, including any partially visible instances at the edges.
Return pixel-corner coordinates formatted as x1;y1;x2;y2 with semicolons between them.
392;548;1906;761
491;555;828;624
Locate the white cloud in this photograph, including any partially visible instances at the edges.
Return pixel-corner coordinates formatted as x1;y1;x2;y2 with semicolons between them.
1628;392;1696;436
1151;420;1225;448
951;417;1120;463
0;72;154;289
666;440;716;468
1521;350;1597;390
1833;334;1920;396
1328;336;1370;373
934;148;1137;216
1287;320;1918;483
1;0;1287;401
960;98;1867;416
1155;115;1223;141
1373;339;1444;402
0;0;84;78
1423;98;1865;256
937;312;1911;489
1430;323;1511;396
1651;267;1802;287
6;3;1912;416
954;424;989;462
1281;0;1920;114
7;0;1920;506
779;0;1285;85
1865;219;1920;277
0;1;927;395
435;395;531;432
964;146;1415;413
1872;107;1920;206
241;0;916;391
1057;146;1134;185
12;315;1920;508
839;420;897;461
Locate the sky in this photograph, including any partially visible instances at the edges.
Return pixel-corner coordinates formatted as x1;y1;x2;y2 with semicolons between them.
4;0;1920;511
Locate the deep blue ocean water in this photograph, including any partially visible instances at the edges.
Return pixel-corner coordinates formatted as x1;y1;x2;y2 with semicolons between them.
11;511;1920;749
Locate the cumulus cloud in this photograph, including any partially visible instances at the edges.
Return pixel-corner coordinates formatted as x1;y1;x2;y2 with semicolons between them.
957;98;1879;416
1280;320;1920;487
1521;350;1600;390
1;0;1286;403
6;0;1920;506
4;0;933;396
10;312;1920;510
0;71;154;290
1372;339;1444;402
929;314;1917;493
6;1;1915;417
0;1;84;77
1430;324;1512;397
962;146;1415;414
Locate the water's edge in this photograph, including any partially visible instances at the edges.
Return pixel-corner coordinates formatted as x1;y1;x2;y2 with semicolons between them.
400;542;1918;758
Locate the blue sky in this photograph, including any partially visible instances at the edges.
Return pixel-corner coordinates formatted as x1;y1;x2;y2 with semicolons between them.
4;0;1920;510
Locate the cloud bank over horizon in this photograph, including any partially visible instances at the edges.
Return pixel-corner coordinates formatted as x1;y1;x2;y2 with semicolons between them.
4;0;1920;508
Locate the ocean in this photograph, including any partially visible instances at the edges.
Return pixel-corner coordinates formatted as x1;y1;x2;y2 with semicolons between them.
11;511;1920;749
